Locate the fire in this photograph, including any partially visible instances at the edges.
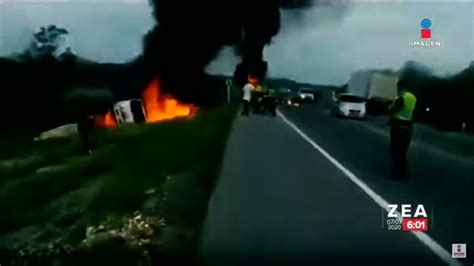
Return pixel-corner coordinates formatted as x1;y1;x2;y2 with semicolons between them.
94;78;196;128
94;110;117;128
142;79;196;123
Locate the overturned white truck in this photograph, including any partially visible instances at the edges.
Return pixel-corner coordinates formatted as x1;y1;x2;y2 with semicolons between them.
112;99;147;125
35;99;147;141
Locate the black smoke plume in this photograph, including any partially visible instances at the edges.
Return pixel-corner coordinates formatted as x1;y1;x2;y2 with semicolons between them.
132;0;315;104
398;60;474;132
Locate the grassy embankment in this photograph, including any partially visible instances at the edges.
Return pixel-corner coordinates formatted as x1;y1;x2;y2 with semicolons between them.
0;104;237;265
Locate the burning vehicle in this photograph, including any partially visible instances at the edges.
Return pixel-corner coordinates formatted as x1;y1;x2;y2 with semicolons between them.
35;78;197;141
95;78;197;128
112;99;147;125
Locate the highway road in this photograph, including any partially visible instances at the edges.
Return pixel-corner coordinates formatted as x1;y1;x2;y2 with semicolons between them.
199;104;474;266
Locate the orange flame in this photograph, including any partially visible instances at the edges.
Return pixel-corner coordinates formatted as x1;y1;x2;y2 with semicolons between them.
142;79;196;123
94;78;196;127
94;110;117;128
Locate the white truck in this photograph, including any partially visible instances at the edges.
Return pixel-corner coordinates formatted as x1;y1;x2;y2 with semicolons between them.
346;70;399;113
347;70;373;98
113;99;147;125
347;70;398;103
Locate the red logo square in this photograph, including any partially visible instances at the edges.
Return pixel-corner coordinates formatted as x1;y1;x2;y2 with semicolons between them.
421;29;431;39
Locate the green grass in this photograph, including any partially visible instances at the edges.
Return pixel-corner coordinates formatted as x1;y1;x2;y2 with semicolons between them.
0;104;237;264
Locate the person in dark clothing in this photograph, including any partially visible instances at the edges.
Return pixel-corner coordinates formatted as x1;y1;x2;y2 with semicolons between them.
242;99;250;116
389;80;417;179
251;91;264;114
262;88;277;117
390;117;413;179
78;115;95;154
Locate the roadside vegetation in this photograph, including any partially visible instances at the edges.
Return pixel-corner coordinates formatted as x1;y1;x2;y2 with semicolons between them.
0;104;237;265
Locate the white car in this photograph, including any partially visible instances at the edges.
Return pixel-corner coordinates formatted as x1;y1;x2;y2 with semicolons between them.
297;89;315;102
334;94;367;119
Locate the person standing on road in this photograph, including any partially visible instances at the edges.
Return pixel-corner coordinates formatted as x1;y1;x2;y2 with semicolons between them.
252;83;264;114
241;74;256;116
262;86;277;117
389;79;417;179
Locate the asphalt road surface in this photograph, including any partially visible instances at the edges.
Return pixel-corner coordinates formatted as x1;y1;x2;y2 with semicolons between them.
199;104;474;266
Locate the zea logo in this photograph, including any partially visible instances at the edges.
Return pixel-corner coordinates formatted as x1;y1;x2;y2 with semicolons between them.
384;204;429;232
411;18;442;48
452;244;466;258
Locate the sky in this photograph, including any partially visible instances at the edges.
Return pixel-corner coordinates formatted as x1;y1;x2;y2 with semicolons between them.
1;0;473;85
0;0;154;62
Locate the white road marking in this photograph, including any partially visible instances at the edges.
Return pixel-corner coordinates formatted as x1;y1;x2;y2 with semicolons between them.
277;110;462;266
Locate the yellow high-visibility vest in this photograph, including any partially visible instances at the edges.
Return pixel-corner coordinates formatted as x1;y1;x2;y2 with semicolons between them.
393;91;417;121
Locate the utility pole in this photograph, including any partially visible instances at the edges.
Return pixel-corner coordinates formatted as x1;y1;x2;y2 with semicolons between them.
226;79;232;103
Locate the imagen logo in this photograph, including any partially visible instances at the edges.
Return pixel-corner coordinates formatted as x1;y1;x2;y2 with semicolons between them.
451;244;466;258
421;18;432;39
411;18;442;48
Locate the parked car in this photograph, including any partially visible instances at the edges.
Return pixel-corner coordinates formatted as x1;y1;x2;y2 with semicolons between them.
333;93;367;119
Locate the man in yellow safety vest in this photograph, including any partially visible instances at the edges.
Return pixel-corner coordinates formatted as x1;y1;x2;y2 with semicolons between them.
389;79;417;179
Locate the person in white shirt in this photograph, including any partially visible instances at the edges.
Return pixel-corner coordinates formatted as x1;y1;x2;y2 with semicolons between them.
241;75;257;116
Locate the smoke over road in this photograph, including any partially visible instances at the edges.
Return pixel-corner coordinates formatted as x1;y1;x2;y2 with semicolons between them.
1;1;471;97
141;0;279;99
208;1;472;85
138;0;345;101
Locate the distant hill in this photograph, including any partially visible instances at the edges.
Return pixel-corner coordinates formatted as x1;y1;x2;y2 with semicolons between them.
0;54;228;134
204;75;342;92
0;53;124;134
